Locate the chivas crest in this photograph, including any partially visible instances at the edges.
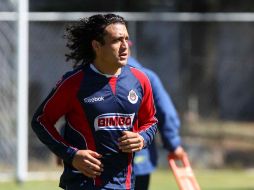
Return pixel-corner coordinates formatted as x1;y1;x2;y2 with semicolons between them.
128;89;138;104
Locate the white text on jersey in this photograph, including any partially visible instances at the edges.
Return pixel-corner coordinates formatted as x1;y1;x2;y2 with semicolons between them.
94;113;135;131
84;96;104;103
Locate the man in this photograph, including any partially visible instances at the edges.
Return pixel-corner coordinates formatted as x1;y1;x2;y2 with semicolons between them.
128;56;185;190
55;53;185;190
31;14;157;190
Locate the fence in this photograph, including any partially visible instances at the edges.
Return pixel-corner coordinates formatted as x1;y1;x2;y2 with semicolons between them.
1;5;254;182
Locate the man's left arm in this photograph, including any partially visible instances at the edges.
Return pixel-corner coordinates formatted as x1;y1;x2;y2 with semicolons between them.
118;69;157;152
136;75;158;148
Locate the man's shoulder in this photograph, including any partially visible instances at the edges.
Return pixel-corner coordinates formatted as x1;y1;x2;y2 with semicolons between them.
127;57;158;82
129;65;147;78
128;66;152;88
55;67;84;89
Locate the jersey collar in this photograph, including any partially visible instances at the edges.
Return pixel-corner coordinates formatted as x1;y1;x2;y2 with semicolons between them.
90;64;120;78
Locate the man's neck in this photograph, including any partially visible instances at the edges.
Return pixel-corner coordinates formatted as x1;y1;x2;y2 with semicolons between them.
90;64;120;78
92;61;121;76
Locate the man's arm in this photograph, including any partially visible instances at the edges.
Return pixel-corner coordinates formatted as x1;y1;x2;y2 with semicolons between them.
31;83;78;165
31;73;103;178
144;68;185;158
119;67;158;152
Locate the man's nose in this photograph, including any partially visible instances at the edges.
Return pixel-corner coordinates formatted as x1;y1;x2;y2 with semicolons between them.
121;40;128;49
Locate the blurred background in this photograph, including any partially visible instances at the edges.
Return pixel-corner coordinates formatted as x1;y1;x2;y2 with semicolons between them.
1;0;254;188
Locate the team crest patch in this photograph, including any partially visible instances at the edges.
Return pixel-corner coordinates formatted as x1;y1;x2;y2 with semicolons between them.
128;89;138;104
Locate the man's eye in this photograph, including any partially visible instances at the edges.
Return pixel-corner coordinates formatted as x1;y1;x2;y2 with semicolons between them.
113;39;120;43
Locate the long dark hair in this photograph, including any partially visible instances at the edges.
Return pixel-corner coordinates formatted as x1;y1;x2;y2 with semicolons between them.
65;14;127;68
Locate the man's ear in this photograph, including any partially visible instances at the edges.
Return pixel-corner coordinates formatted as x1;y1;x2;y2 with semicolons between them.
92;40;101;53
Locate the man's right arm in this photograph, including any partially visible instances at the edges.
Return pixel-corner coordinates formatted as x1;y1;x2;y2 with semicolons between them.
31;73;104;177
31;77;78;165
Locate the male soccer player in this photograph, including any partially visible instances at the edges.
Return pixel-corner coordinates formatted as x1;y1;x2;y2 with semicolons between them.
31;14;157;190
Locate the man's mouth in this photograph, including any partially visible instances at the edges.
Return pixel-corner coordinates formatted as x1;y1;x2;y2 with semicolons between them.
119;52;128;59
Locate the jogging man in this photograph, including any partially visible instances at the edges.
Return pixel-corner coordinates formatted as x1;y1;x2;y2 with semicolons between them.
31;14;157;190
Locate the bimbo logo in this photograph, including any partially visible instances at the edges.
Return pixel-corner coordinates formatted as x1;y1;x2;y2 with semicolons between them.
94;113;135;131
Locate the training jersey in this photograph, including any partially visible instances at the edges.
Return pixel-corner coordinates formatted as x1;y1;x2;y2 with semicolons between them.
31;63;158;190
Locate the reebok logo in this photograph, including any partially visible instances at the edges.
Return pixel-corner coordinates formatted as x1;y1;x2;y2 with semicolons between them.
84;96;104;103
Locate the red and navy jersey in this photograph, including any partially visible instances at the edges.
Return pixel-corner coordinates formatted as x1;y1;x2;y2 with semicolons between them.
31;64;157;190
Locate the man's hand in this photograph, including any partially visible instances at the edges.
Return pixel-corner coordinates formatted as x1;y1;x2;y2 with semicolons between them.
170;146;186;160
118;131;144;153
72;150;104;178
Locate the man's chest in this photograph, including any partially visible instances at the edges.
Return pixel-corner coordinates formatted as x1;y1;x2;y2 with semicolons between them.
77;76;143;116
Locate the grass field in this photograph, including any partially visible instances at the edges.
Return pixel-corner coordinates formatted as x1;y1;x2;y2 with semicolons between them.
0;169;254;190
151;169;254;190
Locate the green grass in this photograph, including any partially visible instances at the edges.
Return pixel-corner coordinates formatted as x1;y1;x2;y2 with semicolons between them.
150;169;254;190
0;169;254;190
0;180;59;190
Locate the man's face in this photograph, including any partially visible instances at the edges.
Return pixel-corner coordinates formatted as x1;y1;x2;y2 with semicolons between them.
95;23;129;69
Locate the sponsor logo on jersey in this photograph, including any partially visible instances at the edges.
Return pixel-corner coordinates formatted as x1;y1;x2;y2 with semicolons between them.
84;96;104;103
127;89;138;104
94;113;135;131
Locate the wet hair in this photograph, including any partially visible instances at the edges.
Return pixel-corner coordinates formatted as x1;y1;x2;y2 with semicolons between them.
64;13;127;68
